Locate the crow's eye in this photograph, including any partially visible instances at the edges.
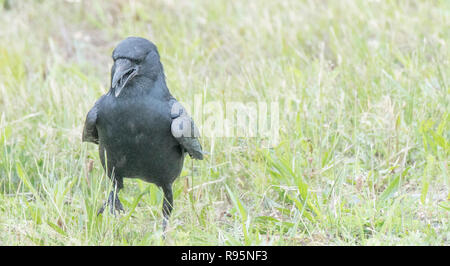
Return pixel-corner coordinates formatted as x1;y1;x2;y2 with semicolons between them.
129;58;140;64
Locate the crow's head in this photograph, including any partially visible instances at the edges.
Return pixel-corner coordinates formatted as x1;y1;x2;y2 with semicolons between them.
111;37;163;97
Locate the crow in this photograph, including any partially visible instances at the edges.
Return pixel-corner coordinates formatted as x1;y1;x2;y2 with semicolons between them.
82;37;203;232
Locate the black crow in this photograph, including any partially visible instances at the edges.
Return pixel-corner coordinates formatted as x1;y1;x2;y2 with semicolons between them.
82;37;203;232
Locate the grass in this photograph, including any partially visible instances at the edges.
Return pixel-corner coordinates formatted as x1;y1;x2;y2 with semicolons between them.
0;0;449;245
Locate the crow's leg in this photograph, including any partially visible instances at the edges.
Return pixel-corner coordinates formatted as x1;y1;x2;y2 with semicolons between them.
161;183;173;233
97;177;124;215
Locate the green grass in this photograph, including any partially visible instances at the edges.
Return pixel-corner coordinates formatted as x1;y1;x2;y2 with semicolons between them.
0;0;449;245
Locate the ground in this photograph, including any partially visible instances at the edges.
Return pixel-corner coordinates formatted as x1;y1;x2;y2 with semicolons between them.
0;0;448;245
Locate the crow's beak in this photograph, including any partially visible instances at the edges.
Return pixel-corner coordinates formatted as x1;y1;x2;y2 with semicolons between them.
112;58;138;97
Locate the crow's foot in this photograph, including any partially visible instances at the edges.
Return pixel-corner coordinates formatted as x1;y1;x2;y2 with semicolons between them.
97;191;124;216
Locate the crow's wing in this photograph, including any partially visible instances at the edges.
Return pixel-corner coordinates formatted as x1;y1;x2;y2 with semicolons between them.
82;97;104;144
170;99;204;160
